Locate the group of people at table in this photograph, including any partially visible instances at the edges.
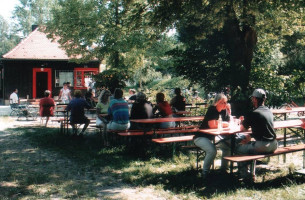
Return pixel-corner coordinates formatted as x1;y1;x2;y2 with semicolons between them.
37;86;290;181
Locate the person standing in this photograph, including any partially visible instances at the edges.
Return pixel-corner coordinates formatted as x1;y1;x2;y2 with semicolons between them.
107;88;130;130
66;82;73;98
58;82;72;104
39;90;55;127
236;88;277;179
66;90;91;136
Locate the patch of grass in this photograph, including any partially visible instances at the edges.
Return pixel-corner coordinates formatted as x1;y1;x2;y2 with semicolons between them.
1;124;305;199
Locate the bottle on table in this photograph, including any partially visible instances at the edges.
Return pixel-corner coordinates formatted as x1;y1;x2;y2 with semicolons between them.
217;114;223;132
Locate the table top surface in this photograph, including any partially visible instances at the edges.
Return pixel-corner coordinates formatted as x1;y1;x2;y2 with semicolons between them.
198;119;303;136
174;111;192;115
198;126;241;135
272;107;305;114
130;116;204;123
273;119;303;128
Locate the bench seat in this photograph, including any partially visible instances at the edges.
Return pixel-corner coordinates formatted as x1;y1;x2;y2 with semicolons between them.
118;126;199;136
224;144;305;162
152;135;195;144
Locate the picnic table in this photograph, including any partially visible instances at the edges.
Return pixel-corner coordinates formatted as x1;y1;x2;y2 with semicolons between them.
121;116;203;137
130;116;204;124
272;107;305;120
199;119;304;173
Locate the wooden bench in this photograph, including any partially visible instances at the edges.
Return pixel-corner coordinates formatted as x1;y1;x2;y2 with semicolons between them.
118;126;199;136
224;144;305;181
51;117;96;134
152;135;195;143
150;133;300;171
181;145;205;170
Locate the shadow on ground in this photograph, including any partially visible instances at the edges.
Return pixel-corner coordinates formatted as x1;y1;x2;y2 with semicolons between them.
1;126;305;199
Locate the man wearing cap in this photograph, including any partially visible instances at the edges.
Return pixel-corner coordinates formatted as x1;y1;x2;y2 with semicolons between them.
236;88;277;178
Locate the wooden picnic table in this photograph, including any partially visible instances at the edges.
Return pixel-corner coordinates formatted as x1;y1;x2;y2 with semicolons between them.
130;116;204;124
198;119;304;173
272;107;305;120
125;116;203;137
174;110;192;115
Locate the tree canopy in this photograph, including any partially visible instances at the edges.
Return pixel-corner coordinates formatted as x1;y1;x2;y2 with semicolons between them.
0;16;20;56
8;0;304;107
13;0;58;36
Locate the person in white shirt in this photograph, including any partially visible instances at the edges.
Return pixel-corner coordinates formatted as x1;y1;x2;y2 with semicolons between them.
10;89;19;105
58;82;72;104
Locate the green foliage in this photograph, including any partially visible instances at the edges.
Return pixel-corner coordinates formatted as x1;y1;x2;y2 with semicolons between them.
93;68;129;93
0;16;20;56
13;0;58;37
279;32;305;99
146;0;305;108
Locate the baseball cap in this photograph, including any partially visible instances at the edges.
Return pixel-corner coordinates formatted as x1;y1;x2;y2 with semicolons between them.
251;88;266;99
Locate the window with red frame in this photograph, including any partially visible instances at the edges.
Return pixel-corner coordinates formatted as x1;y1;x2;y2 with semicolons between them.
74;68;99;89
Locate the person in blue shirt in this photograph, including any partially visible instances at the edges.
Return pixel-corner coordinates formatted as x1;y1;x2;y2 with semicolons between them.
66;90;91;136
107;88;130;130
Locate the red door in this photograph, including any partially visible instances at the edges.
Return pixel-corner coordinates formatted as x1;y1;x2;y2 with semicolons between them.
33;68;52;98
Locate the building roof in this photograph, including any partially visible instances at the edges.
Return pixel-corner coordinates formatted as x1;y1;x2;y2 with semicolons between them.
2;27;71;60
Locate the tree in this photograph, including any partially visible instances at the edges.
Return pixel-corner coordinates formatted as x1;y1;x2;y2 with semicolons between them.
0;16;20;56
145;0;305;95
276;32;305;102
46;0;179;91
46;0;156;65
12;0;58;36
93;68;129;93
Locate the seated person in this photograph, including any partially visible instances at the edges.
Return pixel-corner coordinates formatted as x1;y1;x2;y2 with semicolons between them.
130;92;154;130
153;92;175;129
96;89;112;126
10;88;19;107
194;93;231;179
85;88;96;108
236;88;277;179
65;90;91;136
39;90;55;127
9;89;28;114
107;88;130;130
128;89;137;102
170;88;186;112
96;89;112;145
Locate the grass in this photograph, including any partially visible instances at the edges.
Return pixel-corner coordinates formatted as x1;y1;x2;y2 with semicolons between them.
0;120;305;199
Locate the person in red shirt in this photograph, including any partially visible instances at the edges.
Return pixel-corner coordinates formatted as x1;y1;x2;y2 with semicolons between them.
153;92;175;128
39;90;55;127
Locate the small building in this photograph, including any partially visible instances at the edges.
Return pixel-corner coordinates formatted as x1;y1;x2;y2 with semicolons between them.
0;26;100;104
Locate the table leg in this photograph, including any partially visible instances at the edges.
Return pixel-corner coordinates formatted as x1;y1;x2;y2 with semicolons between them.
283;113;287;163
230;134;236;174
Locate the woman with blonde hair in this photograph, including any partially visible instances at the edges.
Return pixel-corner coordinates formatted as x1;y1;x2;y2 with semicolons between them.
95;89;112;145
96;89;112;125
194;93;231;180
